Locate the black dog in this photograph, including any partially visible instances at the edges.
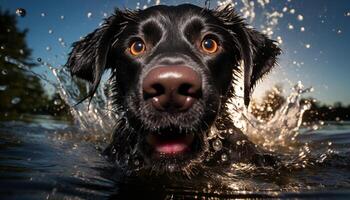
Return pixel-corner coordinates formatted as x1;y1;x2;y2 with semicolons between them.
66;4;280;176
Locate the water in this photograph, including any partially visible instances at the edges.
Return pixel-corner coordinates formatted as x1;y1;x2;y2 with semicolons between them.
1;0;350;198
0;116;116;199
0;115;349;198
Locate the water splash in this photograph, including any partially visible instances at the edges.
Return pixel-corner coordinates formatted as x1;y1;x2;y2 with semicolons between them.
32;57;320;176
244;81;313;152
48;65;117;134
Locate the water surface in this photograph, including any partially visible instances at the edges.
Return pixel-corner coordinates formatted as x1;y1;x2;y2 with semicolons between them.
1;115;349;199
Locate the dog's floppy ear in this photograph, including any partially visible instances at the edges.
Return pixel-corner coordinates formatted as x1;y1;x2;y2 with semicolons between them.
240;28;281;106
66;9;136;102
214;6;281;106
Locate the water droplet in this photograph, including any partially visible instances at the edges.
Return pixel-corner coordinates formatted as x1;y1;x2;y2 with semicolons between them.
46;46;51;51
37;57;42;62
167;164;175;172
312;124;318;130
337;29;342;34
87;12;92;18
289;9;295;14
297;14;304;21
0;85;7;91
228;129;234;134
53;99;62;105
345;12;350;17
48;29;53;34
60;15;65;20
1;70;7;75
58;37;63;42
134;159;140;166
15;8;26;17
11;97;21;104
300;27;305;32
328;141;332;146
305;44;311;49
276;36;283;44
221;153;228;162
282;7;288;12
0;45;4;50
234;121;244;129
112;148;117;154
288;24;294;30
212;138;222;151
41;12;46;17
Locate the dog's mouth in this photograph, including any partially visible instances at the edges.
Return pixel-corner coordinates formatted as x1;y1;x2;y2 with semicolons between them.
146;131;195;155
146;126;199;158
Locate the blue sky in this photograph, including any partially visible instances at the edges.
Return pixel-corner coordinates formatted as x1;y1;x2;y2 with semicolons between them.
1;0;350;105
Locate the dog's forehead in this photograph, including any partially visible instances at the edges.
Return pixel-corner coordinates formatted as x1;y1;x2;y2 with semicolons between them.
138;4;211;31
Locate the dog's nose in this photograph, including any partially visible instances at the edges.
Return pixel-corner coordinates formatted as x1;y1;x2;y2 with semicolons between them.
142;66;202;112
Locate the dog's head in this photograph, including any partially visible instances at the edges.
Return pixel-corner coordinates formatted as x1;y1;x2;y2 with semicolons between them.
66;4;280;174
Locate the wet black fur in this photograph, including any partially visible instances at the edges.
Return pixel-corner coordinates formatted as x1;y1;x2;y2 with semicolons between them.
66;4;281;176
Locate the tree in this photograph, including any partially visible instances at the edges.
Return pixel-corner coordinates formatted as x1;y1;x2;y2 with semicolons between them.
0;9;55;120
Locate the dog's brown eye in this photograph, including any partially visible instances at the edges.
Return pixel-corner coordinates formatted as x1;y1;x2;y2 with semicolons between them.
130;40;145;56
201;38;218;54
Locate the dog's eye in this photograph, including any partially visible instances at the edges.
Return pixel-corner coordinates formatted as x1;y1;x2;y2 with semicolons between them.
201;38;218;54
130;40;146;56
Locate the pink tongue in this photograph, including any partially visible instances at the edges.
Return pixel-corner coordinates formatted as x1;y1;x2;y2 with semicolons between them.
156;143;187;154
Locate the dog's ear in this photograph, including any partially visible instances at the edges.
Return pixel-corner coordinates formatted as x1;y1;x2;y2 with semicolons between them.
66;9;136;102
213;6;281;106
241;28;281;106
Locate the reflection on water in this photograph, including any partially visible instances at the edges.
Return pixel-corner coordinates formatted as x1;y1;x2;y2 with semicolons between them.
0;116;116;199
